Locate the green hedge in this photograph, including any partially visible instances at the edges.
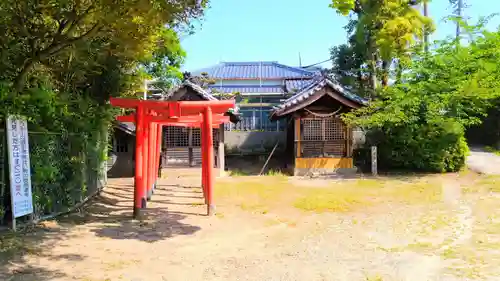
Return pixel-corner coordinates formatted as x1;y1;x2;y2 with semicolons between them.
363;120;468;173
0;82;112;223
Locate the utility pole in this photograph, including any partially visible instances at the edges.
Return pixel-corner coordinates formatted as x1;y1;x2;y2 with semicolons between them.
298;52;302;67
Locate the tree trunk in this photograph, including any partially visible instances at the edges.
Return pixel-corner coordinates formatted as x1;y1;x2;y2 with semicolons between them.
396;60;403;84
423;1;429;52
13;59;36;92
455;0;463;40
382;60;390;87
366;29;378;98
357;69;365;95
369;60;377;97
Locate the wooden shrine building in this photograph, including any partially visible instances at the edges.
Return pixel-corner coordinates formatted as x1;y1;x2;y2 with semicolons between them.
269;78;367;176
162;81;222;168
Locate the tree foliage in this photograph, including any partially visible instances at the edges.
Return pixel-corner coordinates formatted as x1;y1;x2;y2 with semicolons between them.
343;27;500;172
0;0;206;91
330;33;369;97
140;27;187;91
0;0;207;220
329;0;433;93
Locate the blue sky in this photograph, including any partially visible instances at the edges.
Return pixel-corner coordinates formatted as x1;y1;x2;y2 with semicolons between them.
181;0;499;71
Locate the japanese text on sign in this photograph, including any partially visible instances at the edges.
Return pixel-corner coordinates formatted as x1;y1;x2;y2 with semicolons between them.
7;115;33;218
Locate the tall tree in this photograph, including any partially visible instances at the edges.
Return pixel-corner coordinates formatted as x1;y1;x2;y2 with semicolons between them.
0;0;207;91
329;0;434;94
139;27;187;91
449;0;466;39
330;24;370;97
342;28;500;172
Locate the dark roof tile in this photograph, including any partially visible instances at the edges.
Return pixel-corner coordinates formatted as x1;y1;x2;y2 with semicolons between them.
271;78;368;118
192;61;316;80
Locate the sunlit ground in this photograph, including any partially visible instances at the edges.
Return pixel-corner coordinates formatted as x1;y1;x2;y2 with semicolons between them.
1;171;500;281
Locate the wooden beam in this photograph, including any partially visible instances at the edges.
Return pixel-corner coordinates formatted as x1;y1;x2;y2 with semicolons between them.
295;118;301;158
109;98;235;115
116;114;230;125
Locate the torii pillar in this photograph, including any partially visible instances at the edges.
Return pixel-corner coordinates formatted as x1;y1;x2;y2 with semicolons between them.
111;98;234;219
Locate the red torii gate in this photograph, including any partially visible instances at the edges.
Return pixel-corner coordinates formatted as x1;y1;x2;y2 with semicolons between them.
110;98;235;219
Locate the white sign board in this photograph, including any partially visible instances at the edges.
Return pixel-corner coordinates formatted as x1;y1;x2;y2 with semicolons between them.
6;115;34;218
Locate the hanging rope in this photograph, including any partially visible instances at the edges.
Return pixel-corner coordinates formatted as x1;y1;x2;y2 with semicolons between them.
304;106;343;118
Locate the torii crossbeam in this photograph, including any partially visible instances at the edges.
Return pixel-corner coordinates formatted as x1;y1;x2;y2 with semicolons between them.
110;98;235;219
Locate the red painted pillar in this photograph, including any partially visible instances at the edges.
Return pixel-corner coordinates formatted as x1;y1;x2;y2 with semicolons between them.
202;107;214;215
134;105;146;219
143;116;150;203
155;124;163;187
200;115;207;203
147;122;155;200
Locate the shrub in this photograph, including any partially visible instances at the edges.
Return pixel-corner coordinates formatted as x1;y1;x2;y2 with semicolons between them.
344;28;500;173
366;120;468;173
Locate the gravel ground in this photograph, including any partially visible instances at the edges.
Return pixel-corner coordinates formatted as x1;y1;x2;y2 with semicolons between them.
1;171;500;281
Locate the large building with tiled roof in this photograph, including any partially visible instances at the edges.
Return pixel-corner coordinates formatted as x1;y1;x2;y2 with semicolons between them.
191;61;319;131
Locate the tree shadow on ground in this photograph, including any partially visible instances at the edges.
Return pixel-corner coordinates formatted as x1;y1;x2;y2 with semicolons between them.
0;224;83;281
56;182;202;243
0;180;205;280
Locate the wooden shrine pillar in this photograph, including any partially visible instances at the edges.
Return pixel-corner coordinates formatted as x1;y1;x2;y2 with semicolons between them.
154;124;163;189
147;122;155;200
143;119;150;204
202;107;215;216
134;105;146;219
294;118;301;158
217;123;225;177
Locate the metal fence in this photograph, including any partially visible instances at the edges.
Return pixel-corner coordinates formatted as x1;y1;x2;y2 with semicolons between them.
224;116;285;132
0;129;108;225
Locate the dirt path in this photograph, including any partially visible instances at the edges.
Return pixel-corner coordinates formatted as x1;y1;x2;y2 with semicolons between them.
467;147;500;175
1;171;499;281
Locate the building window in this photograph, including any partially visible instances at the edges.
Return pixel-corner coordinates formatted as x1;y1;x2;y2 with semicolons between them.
299;117;349;158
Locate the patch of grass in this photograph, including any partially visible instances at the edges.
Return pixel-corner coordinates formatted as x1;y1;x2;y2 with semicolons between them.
239;202;269;214
406;241;436;251
485;146;500;156
0;232;41;259
442;247;459;259
264;169;287;177
264;217;297;227
188;202;205;206
216;176;442;214
479;175;500;193
294;178;442;213
458;168;473;177
228;169;250;176
215;177;289;212
379;241;439;253
228;169;287;177
448;266;484;280
103;259;140;271
418;212;458;235
365;274;384;281
294;187;367;212
462;175;500;194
